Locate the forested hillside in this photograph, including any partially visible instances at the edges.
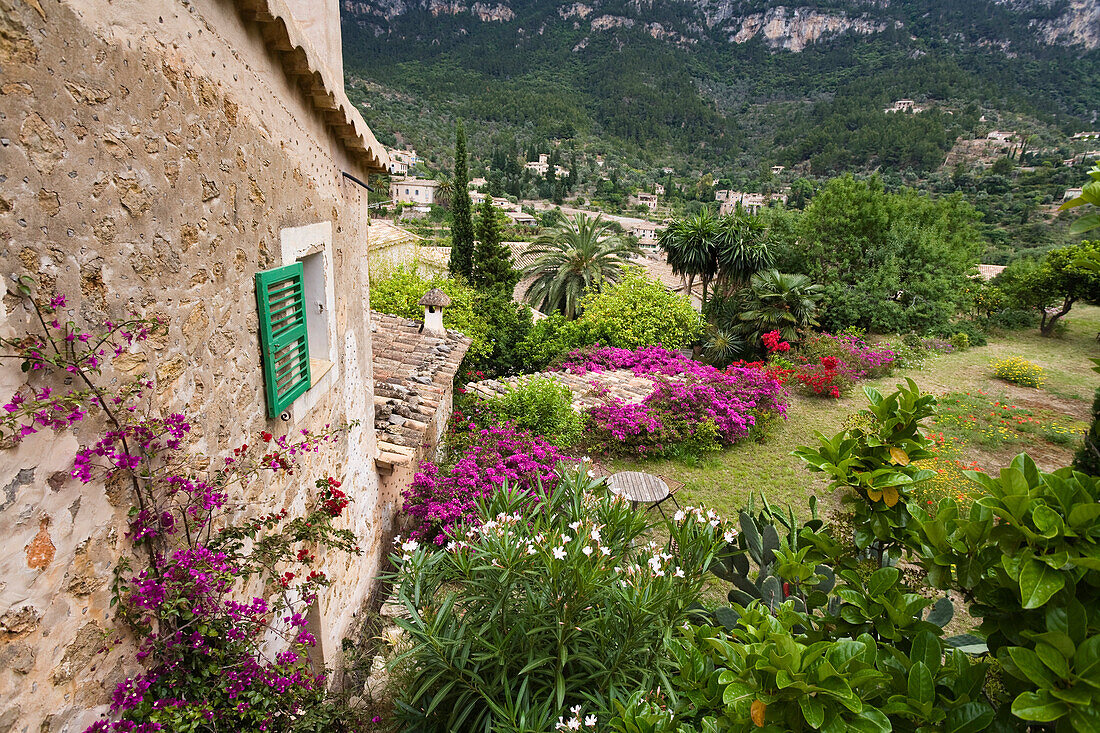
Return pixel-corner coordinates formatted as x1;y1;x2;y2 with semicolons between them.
342;0;1100;175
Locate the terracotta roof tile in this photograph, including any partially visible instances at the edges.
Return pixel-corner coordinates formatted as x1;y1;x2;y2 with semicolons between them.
371;311;472;453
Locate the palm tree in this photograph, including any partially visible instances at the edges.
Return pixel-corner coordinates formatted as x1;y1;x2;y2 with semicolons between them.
435;173;455;209
521;213;641;319
659;209;719;305
715;209;772;295
738;270;824;344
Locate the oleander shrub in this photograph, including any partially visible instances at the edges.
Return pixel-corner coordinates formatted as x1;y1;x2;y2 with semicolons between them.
389;468;730;732
992;356;1045;388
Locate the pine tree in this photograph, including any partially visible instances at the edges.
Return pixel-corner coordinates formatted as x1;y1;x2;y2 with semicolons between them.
472;197;518;293
448;121;476;280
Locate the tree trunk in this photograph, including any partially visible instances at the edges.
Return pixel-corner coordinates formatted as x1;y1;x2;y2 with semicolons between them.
1040;298;1075;337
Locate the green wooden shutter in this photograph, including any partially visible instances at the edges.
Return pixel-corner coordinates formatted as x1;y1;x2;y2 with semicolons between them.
255;263;311;418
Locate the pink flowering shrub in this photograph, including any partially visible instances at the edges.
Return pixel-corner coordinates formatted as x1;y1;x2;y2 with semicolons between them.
586;399;670;457
554;344;711;379
402;424;574;545
570;346;789;457
797;332;896;380
0;278;361;731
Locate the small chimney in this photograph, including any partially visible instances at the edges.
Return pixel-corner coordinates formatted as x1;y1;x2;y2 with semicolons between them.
418;288;451;337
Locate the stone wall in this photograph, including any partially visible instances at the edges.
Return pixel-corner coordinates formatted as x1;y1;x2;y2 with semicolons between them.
0;0;390;729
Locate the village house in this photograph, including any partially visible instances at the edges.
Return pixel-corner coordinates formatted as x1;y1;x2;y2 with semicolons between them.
987;130;1017;143
654;183;666;195
469;177;488;189
1065;188;1085;202
505;210;539;228
1073;132;1100;140
0;0;467;729
390;177;441;206
716;191;786;215
387;158;409;176
770;165;786;174
388;146;420;166
630;222;658;246
637;192;659;212
883;99;924;114
525;153;550;175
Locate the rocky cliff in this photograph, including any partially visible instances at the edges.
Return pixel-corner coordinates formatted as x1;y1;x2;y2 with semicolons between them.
342;0;1100;51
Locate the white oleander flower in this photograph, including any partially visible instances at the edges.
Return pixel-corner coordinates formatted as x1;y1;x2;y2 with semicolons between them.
582;546;593;556
553;546;566;560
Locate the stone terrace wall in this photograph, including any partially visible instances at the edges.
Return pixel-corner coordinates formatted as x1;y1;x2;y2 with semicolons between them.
0;0;387;729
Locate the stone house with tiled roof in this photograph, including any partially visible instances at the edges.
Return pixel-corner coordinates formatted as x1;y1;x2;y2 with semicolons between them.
0;0;463;728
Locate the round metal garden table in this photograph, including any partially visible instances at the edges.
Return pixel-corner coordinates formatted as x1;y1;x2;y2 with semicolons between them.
607;471;680;519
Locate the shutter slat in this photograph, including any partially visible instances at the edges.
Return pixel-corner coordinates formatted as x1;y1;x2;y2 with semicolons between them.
255;263;311;418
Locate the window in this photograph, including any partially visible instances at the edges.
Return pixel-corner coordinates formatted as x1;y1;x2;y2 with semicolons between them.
255;222;337;423
255;264;311;419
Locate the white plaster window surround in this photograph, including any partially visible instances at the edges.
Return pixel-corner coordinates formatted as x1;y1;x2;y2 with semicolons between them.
280;222;338;423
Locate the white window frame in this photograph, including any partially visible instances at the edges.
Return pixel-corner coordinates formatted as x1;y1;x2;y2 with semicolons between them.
280;222;338;424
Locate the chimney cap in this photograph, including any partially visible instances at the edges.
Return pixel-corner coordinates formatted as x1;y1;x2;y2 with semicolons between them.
419;288;452;308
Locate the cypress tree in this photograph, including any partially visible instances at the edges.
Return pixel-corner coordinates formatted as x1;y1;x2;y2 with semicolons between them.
472;197;518;293
448;121;475;280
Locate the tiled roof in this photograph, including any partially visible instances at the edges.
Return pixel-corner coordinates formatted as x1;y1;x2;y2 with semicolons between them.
368;220;423;250
465;369;658;411
976;264;1006;281
508;243;548;319
371;312;472;463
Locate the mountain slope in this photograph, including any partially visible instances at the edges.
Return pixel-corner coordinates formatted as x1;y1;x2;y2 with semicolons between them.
341;0;1100;173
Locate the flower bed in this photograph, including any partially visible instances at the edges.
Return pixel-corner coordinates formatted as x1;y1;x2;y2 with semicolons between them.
735;331;898;399
553;344;711;378
402;425;574;545
554;346;788;457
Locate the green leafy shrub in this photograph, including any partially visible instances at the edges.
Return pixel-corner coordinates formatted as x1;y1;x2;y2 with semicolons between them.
910;455;1100;731
991;356;1045;387
516;269;703;370
485;376;586;448
577;268;703;350
370;268;533;375
794;378;936;562
389;467;728;732
950;331;971;350
936;319;988;347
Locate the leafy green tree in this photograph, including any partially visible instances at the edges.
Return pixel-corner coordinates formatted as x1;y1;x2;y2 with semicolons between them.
472;198;518;293
520;213;640;319
736;270;824;343
799;175;981;333
448;121;476;279
999;241;1100;336
573;267;703;350
758;206;806;275
787;177;814;209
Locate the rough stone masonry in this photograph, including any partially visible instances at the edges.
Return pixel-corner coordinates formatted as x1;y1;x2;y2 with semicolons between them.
0;0;395;729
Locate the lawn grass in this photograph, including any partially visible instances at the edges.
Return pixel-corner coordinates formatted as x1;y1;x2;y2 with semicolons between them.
610;306;1100;522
